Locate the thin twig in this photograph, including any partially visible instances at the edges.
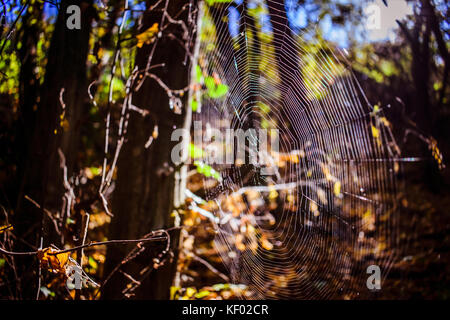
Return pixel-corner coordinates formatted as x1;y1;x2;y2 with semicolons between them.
0;232;170;257
48;236;168;255
0;0;30;57
80;213;90;265
24;195;60;235
187;250;229;282
36;237;43;300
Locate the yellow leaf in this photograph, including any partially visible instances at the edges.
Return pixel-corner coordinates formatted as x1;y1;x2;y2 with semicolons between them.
268;187;278;200
186;287;196;297
136;23;159;48
362;210;375;231
287;153;299;163
371;125;379;139
60;118;69;131
334;181;341;197
380;116;391;127
170;286;181;300
321;163;332;180
310;201;319;217
317;188;327;204
394;162;399;173
0;224;13;234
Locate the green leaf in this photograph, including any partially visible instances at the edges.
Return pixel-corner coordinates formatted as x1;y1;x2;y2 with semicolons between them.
205;76;215;91
194;290;211;299
88;256;98;270
205;0;233;6
212;283;230;291
258;102;270;114
194;161;222;181
191;99;199;112
214;84;228;98
205;76;228;99
189;143;204;159
195;65;203;83
89;166;101;176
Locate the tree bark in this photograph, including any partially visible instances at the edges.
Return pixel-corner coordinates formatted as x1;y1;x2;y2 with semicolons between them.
103;0;196;299
14;1;43;204
13;0;95;298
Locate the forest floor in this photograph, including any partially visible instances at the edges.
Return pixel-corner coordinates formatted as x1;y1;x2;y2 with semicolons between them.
2;162;447;300
175;167;450;300
382;181;450;299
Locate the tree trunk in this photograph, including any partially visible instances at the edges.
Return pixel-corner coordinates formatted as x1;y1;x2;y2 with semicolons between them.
13;0;95;298
14;1;43;206
103;0;196;299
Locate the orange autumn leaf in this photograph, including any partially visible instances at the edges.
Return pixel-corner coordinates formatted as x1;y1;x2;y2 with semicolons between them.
136;23;159;48
235;234;246;251
37;248;70;273
260;235;273;251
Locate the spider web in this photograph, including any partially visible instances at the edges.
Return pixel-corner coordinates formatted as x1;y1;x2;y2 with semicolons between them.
192;0;403;299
